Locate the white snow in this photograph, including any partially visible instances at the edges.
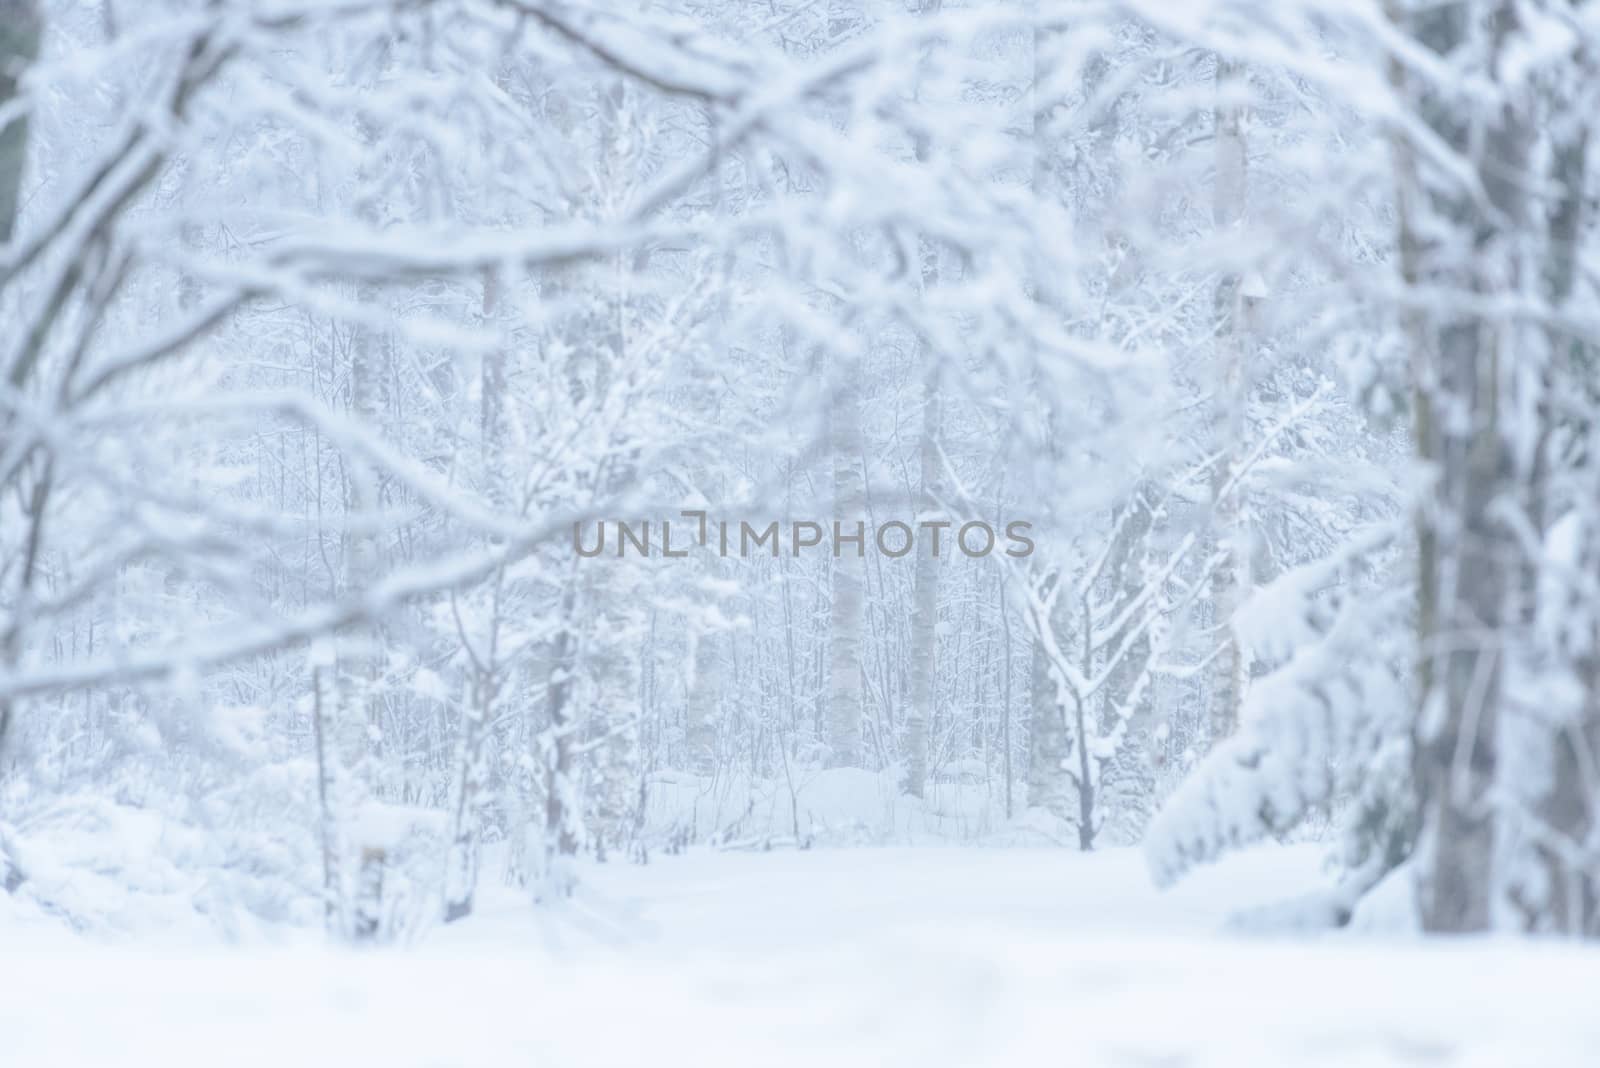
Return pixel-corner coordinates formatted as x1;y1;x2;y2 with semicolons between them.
5;844;1598;1066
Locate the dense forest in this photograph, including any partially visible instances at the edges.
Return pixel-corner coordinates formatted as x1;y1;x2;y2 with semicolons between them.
2;4;1599;1048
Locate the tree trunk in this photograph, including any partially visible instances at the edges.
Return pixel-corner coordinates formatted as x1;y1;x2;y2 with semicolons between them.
1026;596;1072;822
1395;0;1528;933
905;227;941;798
443;579;501;923
1000;578;1014;819
0;0;40;244
1522;93;1598;937
311;664;341;933
540;581;582;899
352;846;385;942
688;628;720;778
827;354;865;768
1104;490;1157;825
1207;55;1249;745
0;0;40;897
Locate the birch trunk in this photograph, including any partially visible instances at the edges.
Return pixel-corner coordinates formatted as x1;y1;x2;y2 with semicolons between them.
905;227;941;797
311;665;340;932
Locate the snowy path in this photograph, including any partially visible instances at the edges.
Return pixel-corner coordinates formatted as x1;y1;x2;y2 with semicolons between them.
451;842;1334;953
5;846;1599;1066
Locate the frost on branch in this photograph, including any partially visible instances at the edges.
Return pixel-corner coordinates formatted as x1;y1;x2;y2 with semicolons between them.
1145;526;1410;906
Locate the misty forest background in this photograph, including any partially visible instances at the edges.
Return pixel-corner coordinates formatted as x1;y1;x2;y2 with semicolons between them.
1;0;1598;943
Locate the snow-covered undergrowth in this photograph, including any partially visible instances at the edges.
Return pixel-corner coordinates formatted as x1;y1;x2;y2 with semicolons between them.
6;845;1598;1067
3;767;1096;939
0;785;325;941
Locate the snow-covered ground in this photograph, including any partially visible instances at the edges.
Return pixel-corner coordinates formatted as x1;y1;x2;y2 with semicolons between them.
4;845;1598;1066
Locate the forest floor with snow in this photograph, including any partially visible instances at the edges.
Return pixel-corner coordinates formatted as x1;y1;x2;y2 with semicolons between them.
4;845;1600;1066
